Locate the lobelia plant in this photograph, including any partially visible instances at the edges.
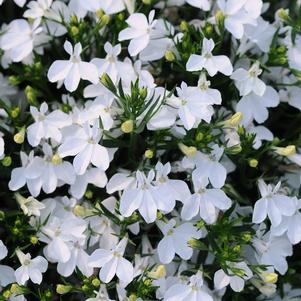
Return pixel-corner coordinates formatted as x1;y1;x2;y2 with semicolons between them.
0;0;301;301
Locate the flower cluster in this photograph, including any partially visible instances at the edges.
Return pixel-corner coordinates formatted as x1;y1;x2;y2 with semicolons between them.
0;0;301;301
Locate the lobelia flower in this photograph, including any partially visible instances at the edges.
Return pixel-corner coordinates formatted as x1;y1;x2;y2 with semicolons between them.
164;271;213;301
271;197;301;245
0;18;43;63
156;219;203;264
89;237;134;284
58;122;110;175
57;239;93;277
236;86;280;126
185;144;227;189
86;285;114;301
185;0;210;10
217;0;263;39
23;0;53;18
15;249;48;285
231;61;266;97
181;173;232;223
91;42;134;84
0;0;26;6
253;229;293;275
27;102;72;147
214;262;253;292
186;38;233;76
170;75;222;130
0;240;8;261
39;215;87;263
15;193;45;217
24;143;76;195
118;10;157;56
252;179;296;227
47;41;99;92
118;164;189;223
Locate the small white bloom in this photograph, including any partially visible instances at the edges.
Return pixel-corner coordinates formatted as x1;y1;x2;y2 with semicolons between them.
15;193;45;217
27;102;72;147
231;61;266;97
15;249;48;285
48;41;99;92
157;219;203;264
214;262;253;292
0;240;8;261
186;38;233;76
252;179;296;227
185;0;210;10
164;271;213;301
58;122;110;175
89;237;134;284
0;18;43;62
181;174;231;223
118;10;157;56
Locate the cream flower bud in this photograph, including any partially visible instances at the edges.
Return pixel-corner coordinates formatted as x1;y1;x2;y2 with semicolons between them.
224;112;243;128
121;120;134;133
178;143;197;157
274;145;296;156
261;272;278;284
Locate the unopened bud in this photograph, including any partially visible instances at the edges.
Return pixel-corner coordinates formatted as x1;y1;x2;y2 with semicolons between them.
121;120;134;133
224;112;243;128
274;145;296;156
261;272;278;284
30;236;39;245
249;159;258;168
56;284;72;295
2;156;12;167
144;149;154;159
10;107;20;119
225;144;242;155
180;21;189;31
148;265;166;279
100;14;110;26
92;278;101;287
10;284;23;295
178;143;197;157
165;50;175;62
70;26;79;36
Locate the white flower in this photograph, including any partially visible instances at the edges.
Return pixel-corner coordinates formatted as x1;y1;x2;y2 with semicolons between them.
186;38;233;76
271;197;301;245
58;122;110;175
0;18;43;62
82;0;130;14
27;102;72;147
89;237;134;284
236;86;280;125
24;143;76;195
214;262;253;292
287;35;301;71
23;0;53;18
252;180;296;227
164;271;213;301
57;240;93;277
181;173;231;223
231;61;266;97
86;285;114;301
171;75;221;130
40;216;87;263
0;240;8;261
188;144;227;188
253;230;293;275
118;10;157;56
156;219;203;264
15;193;45;217
70;167;107;199
118;163;189;223
15;249;48;285
47;41;99;92
185;0;210;10
217;0;262;39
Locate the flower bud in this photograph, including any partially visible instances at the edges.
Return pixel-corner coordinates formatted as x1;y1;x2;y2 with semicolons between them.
225;144;242;155
142;0;152;5
14;128;25;144
144;149;154;159
224;112;243;128
70;26;79;36
30;236;39;245
242;232;252;242
148;265;166;279
274;145;296;156
195;132;204;142
248;159;258;168
277;8;291;22
2;156;12;167
215;10;225;28
3;290;12;299
0;210;5;221
92;278;101;287
178;143;197;157
261;272;278;284
10;284;23;295
121;120;134;133
100;15;110;26
85;190;93;199
10;107;20;119
56;284;72;295
73;205;89;217
180;21;189;31
139;87;148;99
8;75;20;86
165;50;175;62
